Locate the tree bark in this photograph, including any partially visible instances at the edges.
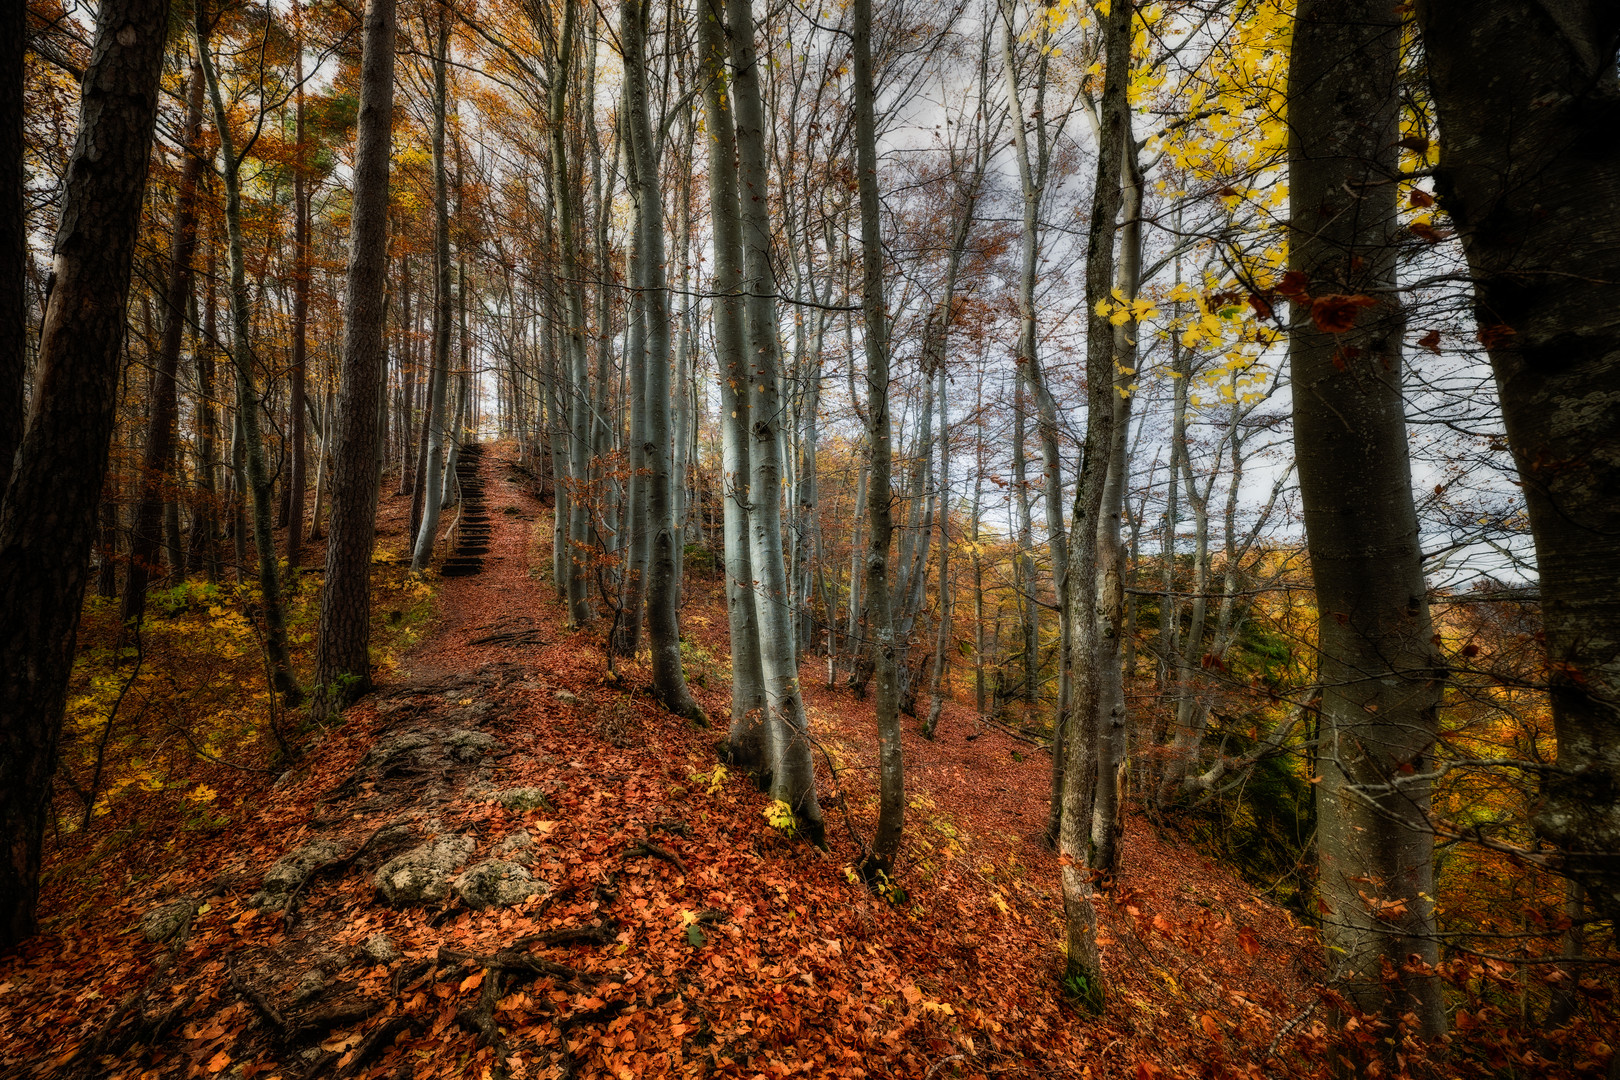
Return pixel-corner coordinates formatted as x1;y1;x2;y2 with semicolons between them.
699;0;767;765
1290;0;1444;1034
1415;0;1620;922
316;0;396;712
197;16;301;707
1059;0;1129;1011
622;0;703;723
728;0;825;846
410;7;453;574
853;0;900;868
287;2;310;569
0;0;169;947
0;0;25;496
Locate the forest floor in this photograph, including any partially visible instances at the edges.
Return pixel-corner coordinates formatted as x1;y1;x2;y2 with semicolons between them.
1;441;1331;1080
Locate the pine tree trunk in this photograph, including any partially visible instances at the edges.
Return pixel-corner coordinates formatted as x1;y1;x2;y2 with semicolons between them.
0;0;169;947
1290;0;1444;1034
316;0;396;711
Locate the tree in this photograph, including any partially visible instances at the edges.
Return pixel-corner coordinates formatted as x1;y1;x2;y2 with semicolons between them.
622;0;705;724
316;0;397;712
1415;0;1620;923
1288;0;1444;1035
196;4;301;706
410;5;454;574
727;0;825;845
853;0;901;870
700;0;769;771
0;0;170;946
121;54;207;632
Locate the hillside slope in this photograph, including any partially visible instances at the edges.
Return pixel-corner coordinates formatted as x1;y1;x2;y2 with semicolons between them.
0;443;1327;1080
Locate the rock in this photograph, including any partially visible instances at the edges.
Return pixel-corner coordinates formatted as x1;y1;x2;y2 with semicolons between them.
138;899;196;943
290;970;329;1006
453;860;546;909
444;729;498;763
497;787;553;814
250;839;347;910
463;779;497;801
358;732;433;772
374;835;475;906
553;690;581;705
495;830;532;856
360;932;402;965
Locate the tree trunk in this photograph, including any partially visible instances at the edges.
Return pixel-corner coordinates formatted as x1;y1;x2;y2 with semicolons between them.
287;3;310;569
198;18;300;707
0;0;25;496
410;8;452;574
1290;0;1444;1034
1059;0;1130;1012
924;364;952;739
699;0;768;765
1416;0;1620;922
622;0;703;723
316;0;396;712
1089;129;1144;877
122;56;206;631
0;0;169;948
853;0;900;868
728;0;825;846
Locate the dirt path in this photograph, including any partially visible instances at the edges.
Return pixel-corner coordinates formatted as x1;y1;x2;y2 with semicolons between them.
2;442;1326;1080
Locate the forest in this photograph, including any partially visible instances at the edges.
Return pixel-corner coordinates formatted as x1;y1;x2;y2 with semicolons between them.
1;0;1618;1076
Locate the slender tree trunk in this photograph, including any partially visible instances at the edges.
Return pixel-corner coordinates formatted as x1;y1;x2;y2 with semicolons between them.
622;0;703;723
122;57;206;631
0;0;169;947
198;19;301;707
699;0;768;764
316;0;396;712
411;9;452;573
852;0;900;868
1289;0;1444;1035
1058;0;1130;1011
1416;0;1620;922
924;364;952;739
728;0;825;845
287;3;310;569
1089;131;1144;877
196;246;222;583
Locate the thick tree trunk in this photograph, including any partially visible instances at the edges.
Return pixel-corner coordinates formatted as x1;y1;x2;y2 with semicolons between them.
728;0;825;846
0;0;24;495
699;1;767;765
622;0;703;723
0;0;169;947
316;0;396;712
1416;0;1620;922
852;0;900;868
122;58;206;631
1290;0;1444;1035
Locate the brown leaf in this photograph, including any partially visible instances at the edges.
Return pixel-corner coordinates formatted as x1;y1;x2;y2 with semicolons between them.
1310;294;1379;334
1417;329;1442;353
